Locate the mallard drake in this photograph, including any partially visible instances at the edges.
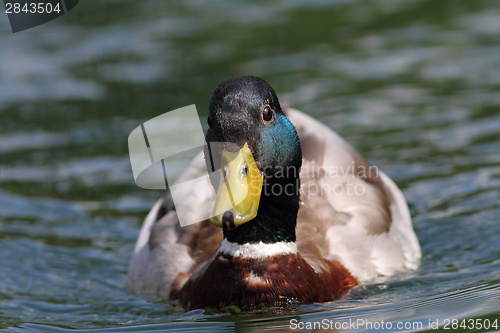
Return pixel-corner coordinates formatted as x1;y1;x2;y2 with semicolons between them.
127;76;421;310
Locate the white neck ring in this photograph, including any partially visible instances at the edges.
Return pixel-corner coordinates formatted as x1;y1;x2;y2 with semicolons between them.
217;239;298;259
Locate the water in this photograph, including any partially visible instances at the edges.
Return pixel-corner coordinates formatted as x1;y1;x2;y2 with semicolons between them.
0;0;499;332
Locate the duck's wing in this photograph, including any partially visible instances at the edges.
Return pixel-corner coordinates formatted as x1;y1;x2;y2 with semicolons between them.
127;153;222;297
285;108;421;281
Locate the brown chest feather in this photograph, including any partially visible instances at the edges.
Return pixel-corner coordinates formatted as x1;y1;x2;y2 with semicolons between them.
173;253;357;310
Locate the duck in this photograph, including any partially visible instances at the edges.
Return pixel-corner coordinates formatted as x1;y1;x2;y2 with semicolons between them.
127;76;421;310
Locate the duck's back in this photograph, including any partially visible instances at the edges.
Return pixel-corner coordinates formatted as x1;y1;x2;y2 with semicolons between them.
286;108;420;281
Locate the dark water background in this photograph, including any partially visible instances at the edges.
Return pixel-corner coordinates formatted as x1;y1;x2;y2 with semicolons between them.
0;0;499;332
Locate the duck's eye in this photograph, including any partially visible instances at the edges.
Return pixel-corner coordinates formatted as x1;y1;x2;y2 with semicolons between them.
207;116;213;129
262;106;274;122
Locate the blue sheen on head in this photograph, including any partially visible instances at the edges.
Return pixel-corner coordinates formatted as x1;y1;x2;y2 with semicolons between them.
258;112;301;175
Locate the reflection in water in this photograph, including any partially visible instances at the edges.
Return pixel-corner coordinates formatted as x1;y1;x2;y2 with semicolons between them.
0;0;499;331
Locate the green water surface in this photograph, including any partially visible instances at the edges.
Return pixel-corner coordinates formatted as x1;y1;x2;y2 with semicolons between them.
0;0;499;332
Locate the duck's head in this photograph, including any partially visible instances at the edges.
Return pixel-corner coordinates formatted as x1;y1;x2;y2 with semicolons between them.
205;76;302;244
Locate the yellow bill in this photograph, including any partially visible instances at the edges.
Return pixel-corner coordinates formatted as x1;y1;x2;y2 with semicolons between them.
209;142;264;230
